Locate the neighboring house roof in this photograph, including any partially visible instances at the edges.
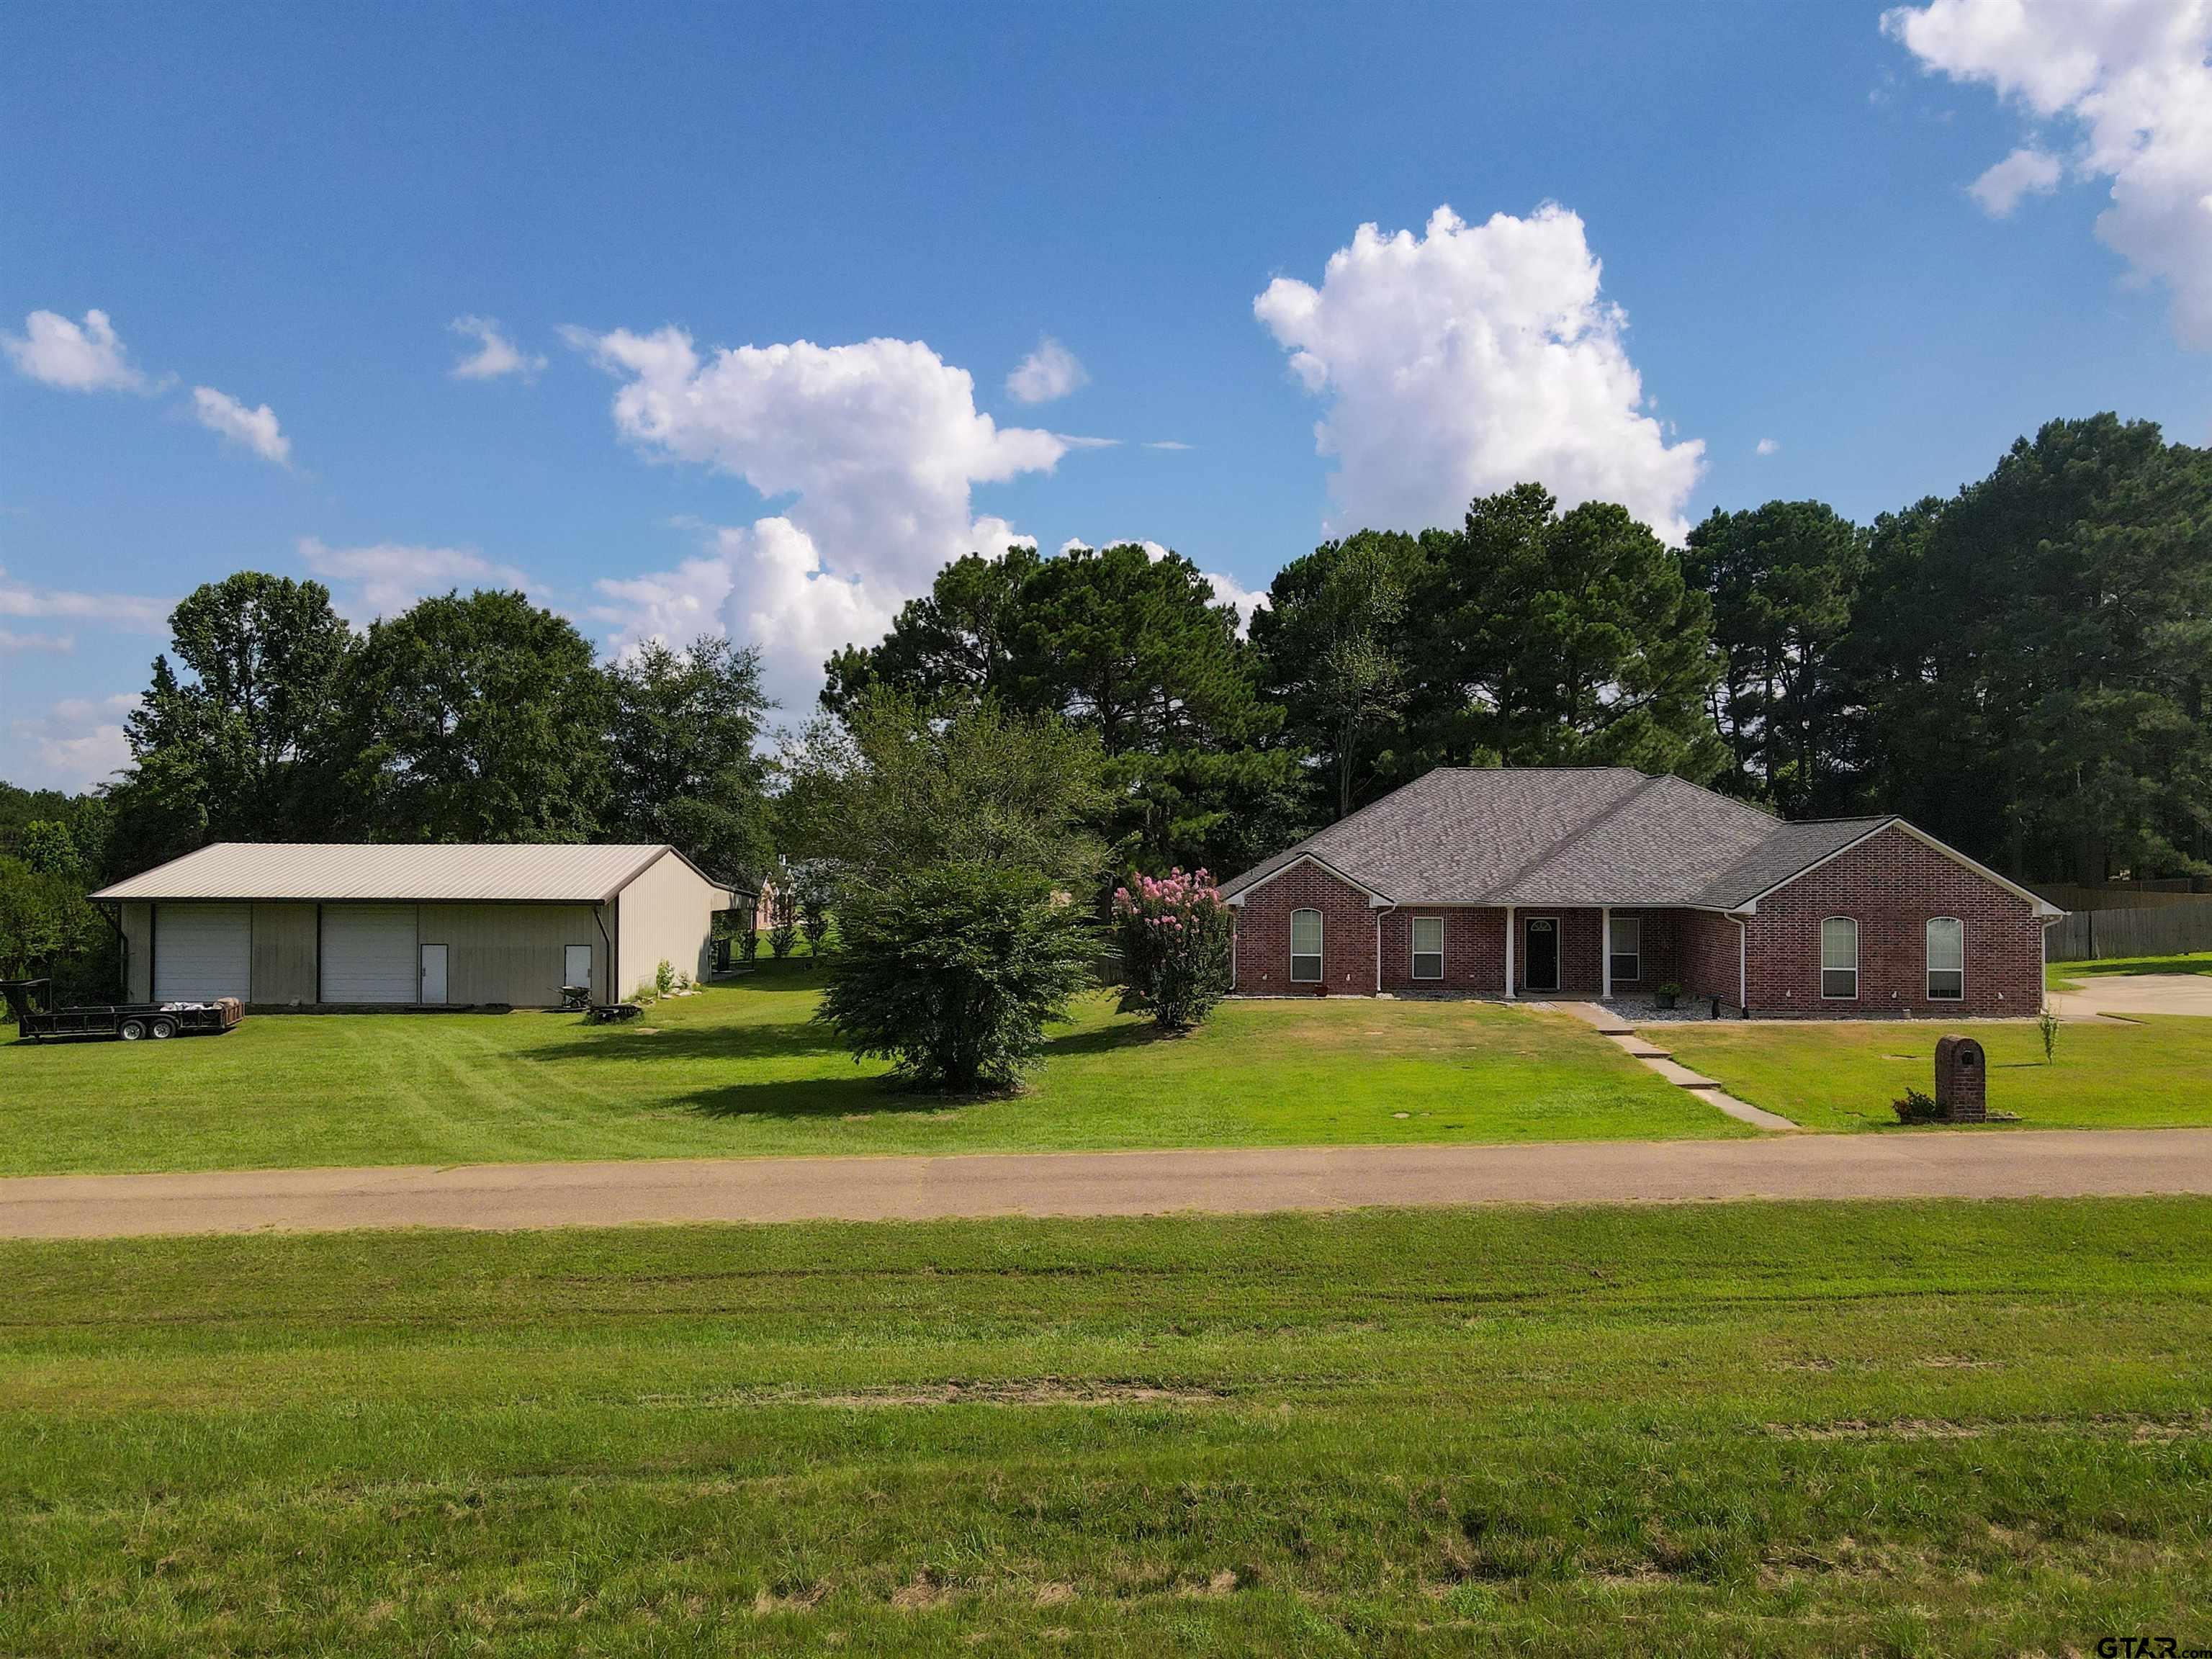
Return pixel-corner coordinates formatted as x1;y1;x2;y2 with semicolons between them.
91;842;746;905
1220;768;2054;914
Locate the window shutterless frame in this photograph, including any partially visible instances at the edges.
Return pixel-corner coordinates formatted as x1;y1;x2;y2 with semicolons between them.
1820;915;1859;1000
1926;916;1964;1001
1290;908;1323;984
1607;914;1641;984
1410;914;1444;981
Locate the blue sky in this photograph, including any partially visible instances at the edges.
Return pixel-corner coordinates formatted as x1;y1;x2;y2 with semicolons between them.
4;0;2207;791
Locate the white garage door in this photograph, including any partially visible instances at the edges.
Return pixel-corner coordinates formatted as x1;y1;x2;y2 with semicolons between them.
154;904;251;1002
321;905;419;1003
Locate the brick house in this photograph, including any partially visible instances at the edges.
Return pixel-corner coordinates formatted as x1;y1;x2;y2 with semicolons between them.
1220;768;2063;1019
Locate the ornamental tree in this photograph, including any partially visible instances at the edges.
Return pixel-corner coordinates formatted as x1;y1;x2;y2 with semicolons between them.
1111;867;1233;1031
817;862;1094;1092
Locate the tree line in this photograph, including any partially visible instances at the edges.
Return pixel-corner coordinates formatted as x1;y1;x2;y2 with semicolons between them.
4;410;2208;998
829;413;2211;889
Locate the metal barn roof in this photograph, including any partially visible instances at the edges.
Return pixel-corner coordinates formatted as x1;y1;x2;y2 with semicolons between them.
91;842;724;904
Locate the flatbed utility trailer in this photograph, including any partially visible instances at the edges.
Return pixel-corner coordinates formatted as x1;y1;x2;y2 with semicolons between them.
1;979;244;1043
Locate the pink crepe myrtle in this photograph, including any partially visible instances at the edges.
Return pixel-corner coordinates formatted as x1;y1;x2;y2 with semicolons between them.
1111;866;1232;1030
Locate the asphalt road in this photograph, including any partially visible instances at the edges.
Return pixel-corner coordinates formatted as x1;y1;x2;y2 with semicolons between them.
4;1128;2211;1239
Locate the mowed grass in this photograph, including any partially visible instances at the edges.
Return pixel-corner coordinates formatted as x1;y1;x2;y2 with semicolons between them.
2049;949;2212;989
4;1201;2208;1655
0;963;1738;1177
1652;1015;2212;1132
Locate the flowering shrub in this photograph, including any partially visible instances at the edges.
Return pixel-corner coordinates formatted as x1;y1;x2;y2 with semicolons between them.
1111;868;1233;1030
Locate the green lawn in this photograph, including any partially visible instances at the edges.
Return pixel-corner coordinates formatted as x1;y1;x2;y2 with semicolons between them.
1652;1015;2212;1132
2049;949;2212;990
0;963;1740;1177
4;1200;2207;1655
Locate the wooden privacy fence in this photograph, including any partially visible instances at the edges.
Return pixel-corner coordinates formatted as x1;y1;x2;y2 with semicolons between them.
2046;898;2212;962
2031;880;2211;913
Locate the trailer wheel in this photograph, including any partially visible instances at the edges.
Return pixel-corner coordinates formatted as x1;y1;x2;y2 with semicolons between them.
150;1017;177;1040
119;1019;146;1040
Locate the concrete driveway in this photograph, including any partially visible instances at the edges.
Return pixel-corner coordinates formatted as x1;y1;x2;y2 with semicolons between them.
2049;973;2212;1021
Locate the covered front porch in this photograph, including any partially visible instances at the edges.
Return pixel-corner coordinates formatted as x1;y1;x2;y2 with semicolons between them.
1377;903;1745;1010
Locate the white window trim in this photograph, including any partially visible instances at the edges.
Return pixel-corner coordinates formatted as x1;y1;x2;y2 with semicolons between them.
1925;916;1966;1002
1607;914;1642;984
1820;915;1859;1001
1410;914;1444;981
1290;908;1323;984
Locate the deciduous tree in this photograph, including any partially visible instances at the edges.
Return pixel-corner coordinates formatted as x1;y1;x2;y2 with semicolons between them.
336;590;611;842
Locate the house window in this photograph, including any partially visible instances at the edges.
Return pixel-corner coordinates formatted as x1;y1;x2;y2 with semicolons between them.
1926;917;1964;1001
1290;909;1323;983
1411;914;1444;980
1820;917;1858;999
1608;914;1642;984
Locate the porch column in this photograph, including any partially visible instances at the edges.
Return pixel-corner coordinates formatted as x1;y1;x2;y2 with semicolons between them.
1503;905;1515;999
1601;906;1611;1001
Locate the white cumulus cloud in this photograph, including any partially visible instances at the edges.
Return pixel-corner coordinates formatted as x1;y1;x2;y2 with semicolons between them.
1968;145;2065;215
298;537;531;624
192;386;291;464
1254;204;1706;544
570;327;1070;712
8;693;138;791
1005;336;1089;403
1755;437;1781;457
450;315;546;380
0;565;172;634
2;307;149;392
1884;0;2212;346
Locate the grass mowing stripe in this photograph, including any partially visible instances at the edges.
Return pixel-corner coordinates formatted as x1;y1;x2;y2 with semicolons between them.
1;962;1741;1177
2;1199;2208;1655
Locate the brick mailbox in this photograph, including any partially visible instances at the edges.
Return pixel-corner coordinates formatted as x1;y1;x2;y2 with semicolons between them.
1934;1035;1987;1123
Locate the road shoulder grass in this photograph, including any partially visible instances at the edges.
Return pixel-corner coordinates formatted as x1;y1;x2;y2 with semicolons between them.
4;1200;2208;1655
1650;1014;2212;1132
0;966;1744;1177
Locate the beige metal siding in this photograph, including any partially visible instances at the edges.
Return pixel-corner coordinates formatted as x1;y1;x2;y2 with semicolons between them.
250;903;318;1004
616;852;727;998
121;903;152;1002
419;902;604;1007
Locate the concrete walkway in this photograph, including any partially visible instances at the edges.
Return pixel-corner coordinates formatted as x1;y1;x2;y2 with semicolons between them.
4;1130;2211;1239
1558;1002;1802;1132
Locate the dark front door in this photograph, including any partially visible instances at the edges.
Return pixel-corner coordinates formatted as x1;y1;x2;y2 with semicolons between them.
1524;917;1560;992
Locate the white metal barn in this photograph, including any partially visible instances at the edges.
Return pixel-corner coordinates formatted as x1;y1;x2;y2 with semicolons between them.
91;844;742;1010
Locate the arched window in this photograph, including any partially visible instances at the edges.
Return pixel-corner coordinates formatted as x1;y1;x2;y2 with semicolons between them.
1820;917;1858;1000
1927;917;1964;1001
1290;909;1323;983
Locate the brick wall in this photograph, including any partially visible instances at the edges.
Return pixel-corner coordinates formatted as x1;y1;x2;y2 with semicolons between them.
1677;910;1743;1010
1744;824;2045;1019
1232;862;1379;995
1379;907;1506;993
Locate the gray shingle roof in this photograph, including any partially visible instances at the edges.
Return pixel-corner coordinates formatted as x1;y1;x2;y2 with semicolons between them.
1219;768;1893;911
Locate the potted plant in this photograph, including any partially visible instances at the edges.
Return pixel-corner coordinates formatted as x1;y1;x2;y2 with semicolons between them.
1655;980;1682;1011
